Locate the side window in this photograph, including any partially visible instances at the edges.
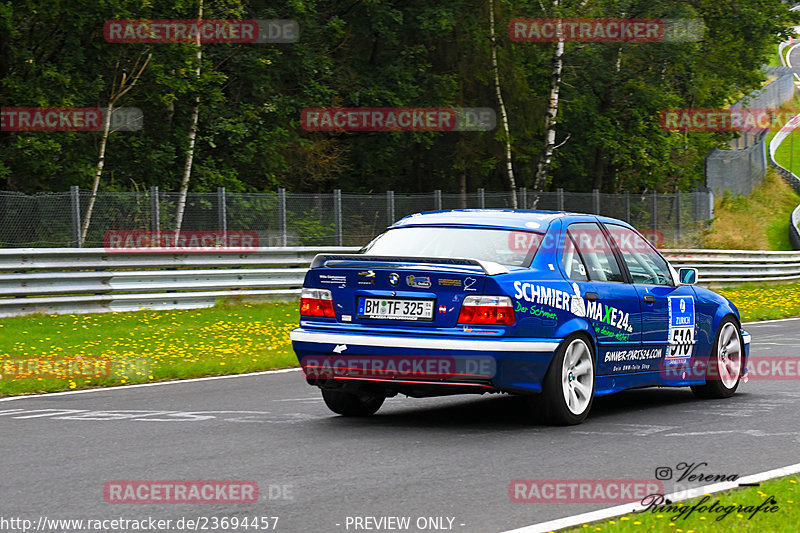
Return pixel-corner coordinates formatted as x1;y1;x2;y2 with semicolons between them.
606;224;673;286
562;233;588;281
566;223;624;283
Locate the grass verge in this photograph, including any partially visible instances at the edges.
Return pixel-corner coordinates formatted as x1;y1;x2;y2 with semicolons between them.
2;280;800;397
561;474;799;532
0;300;298;397
771;126;800;177
716;281;800;322
701;169;800;250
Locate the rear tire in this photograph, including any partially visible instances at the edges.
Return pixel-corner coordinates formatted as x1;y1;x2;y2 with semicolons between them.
321;389;385;416
536;334;596;425
691;317;742;399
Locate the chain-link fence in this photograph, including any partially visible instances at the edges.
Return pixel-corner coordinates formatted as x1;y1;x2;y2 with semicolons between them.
706;131;769;197
0;187;713;249
728;66;796;149
705;66;797;196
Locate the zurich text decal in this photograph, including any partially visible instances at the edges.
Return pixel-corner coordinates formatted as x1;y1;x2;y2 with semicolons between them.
666;295;695;364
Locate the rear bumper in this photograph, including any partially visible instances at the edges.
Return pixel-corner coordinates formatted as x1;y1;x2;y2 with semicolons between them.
290;328;561;395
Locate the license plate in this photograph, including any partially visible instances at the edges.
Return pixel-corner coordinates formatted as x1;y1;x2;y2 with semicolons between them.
357;298;434;321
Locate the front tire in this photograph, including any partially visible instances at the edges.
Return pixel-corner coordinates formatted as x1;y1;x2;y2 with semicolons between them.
537;334;596;425
691;317;743;399
321;389;385;416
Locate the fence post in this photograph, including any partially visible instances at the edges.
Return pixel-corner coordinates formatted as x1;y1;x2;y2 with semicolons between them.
625;191;631;222
557;188;564;211
478;188;485;208
278;188;287;246
593;189;600;214
651;191;658;232
150;186;160;235
520;187;527;209
70;185;81;248
676;191;682;244
217;187;227;234
387;190;395;224
434;189;442;211
334;189;342;246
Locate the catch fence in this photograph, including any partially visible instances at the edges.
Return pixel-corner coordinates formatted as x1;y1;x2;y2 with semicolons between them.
0;187;713;249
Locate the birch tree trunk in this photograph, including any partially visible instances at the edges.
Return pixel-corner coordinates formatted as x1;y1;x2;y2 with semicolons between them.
80;52;151;246
174;0;203;233
489;0;517;208
80;103;113;245
532;6;564;203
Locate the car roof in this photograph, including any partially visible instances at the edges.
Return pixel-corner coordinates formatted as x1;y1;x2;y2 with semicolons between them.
391;209;633;231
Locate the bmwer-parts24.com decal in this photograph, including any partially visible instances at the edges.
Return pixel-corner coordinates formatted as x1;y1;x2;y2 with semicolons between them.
666;295;695;364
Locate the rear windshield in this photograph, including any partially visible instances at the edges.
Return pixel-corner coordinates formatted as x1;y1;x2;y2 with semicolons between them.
361;227;543;267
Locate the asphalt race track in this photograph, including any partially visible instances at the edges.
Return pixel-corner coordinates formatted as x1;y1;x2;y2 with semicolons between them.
2;318;800;533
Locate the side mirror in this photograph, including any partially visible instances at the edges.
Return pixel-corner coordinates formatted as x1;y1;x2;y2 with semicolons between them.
678;267;698;285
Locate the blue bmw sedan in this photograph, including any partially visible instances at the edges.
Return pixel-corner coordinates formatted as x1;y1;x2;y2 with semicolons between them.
290;210;750;425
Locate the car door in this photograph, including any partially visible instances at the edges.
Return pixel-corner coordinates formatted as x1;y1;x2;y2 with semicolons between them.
560;222;642;376
604;224;697;376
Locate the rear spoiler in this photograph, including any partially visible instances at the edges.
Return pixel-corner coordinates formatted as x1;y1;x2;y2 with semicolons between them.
309;254;510;276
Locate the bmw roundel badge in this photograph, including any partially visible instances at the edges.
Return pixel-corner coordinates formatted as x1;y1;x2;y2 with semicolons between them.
388;273;399;286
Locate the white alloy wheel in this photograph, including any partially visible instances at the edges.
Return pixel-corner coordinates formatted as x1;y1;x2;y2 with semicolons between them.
561;338;595;415
715;321;742;389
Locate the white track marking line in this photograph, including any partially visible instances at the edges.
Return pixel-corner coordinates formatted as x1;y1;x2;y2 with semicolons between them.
504;462;800;533
0;367;301;402
743;317;800;325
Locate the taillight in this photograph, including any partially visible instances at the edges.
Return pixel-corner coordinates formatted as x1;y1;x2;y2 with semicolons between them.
458;295;515;325
300;288;335;318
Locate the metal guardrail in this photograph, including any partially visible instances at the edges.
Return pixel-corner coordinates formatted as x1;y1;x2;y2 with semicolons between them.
664;249;800;285
766;112;800;251
792;204;800;251
0;247;360;317
770;42;800;251
0;246;797;317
